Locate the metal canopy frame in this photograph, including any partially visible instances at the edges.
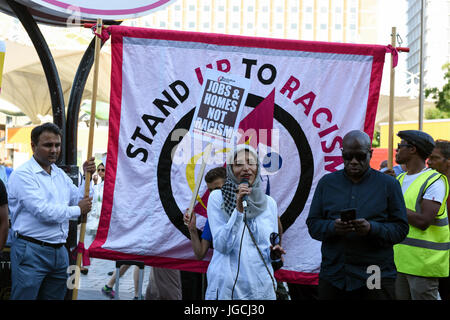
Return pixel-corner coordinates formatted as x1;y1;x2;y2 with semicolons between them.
5;0;118;167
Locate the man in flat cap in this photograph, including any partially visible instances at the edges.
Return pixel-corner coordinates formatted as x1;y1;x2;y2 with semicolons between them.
393;130;449;300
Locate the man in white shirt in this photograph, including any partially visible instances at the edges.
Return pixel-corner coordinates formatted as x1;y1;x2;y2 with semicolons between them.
7;122;96;300
393;130;449;300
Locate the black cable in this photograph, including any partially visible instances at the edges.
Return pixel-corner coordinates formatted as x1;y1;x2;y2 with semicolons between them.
244;219;277;296
231;210;247;300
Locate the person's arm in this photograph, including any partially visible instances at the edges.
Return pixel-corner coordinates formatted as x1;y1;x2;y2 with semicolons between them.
383;168;397;178
358;178;409;246
406;177;446;231
207;190;244;255
406;202;440;230
306;179;338;241
277;216;283;245
184;211;210;260
12;170;81;223
0;204;8;251
268;199;285;262
198;240;211;260
74;158;97;200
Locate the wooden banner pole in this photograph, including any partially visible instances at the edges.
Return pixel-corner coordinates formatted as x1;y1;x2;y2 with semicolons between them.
72;18;102;300
185;143;213;224
388;27;396;170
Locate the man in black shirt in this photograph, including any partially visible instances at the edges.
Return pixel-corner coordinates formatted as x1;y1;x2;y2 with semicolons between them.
0;179;8;251
306;130;409;299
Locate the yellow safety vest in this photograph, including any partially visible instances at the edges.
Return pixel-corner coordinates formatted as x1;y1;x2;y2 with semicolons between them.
394;169;449;277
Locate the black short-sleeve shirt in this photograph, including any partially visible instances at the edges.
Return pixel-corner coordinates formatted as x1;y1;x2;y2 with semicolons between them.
0;180;8;206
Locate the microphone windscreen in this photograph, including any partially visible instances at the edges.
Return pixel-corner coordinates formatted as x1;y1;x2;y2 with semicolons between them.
240;178;249;185
240;178;249;206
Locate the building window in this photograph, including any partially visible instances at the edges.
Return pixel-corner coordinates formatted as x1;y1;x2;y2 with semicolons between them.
335;24;342;30
233;6;239;12
247;23;253;29
203;22;210;28
320;24;327;30
189;22;195;28
189;5;195;11
291;23;298;29
305;23;312;29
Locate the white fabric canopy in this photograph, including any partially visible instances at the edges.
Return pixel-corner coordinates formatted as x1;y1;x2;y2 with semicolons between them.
0;0;175;26
0;39;111;123
374;95;435;130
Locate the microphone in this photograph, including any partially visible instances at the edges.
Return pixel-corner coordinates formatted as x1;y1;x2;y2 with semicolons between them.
240;178;249;208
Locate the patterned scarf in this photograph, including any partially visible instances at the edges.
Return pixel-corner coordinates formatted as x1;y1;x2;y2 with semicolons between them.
220;145;267;220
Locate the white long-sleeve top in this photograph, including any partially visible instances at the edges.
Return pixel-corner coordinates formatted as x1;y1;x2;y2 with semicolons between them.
8;156;89;244
205;189;278;300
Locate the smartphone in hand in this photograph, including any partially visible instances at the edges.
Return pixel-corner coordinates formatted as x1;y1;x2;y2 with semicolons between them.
340;208;356;222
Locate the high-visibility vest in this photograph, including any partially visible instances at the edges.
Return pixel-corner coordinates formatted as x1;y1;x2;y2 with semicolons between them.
394;169;449;277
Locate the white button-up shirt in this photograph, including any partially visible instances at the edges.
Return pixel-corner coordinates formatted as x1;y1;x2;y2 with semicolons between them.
8;156;88;244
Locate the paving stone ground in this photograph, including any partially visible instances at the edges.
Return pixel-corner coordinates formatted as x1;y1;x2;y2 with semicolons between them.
76;232;151;300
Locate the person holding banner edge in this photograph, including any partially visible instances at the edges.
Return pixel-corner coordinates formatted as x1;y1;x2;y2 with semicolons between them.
205;144;284;300
7;122;96;300
184;166;226;260
182;167;225;300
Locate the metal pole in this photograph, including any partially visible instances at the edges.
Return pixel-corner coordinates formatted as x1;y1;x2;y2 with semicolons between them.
418;0;425;131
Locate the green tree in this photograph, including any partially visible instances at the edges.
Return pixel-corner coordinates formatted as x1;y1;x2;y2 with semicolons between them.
424;63;450;118
425;107;450;119
372;130;380;148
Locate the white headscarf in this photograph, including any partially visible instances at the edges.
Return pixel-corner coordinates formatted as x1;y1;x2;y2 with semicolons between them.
221;144;267;219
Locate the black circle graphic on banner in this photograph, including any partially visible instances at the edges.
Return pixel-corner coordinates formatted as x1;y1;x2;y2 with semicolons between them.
157;93;314;239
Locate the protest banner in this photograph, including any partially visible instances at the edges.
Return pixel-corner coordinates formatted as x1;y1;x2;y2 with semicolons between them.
88;26;390;284
190;69;250;145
